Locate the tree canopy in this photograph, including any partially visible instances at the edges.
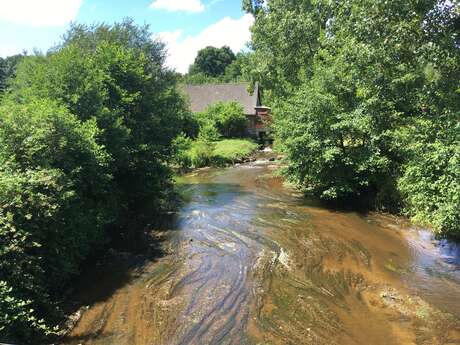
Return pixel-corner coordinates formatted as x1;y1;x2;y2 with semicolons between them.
189;45;236;77
183;50;252;84
246;0;460;235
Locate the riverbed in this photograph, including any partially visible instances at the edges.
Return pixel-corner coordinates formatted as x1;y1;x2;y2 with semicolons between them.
64;161;460;345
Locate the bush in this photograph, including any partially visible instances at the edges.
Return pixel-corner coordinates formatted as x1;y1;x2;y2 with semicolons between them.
173;138;258;170
188;140;216;168
397;120;460;235
198;120;221;142
0;280;50;342
196;101;247;139
0;99;110;342
172;134;193;169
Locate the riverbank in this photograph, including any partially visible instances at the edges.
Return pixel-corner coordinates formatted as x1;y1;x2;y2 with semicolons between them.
61;161;460;345
173;138;261;171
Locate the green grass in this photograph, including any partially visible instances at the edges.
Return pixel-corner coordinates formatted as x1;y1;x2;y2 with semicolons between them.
213;139;259;162
181;138;258;169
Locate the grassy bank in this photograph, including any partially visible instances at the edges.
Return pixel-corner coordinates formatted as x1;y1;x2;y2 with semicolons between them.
175;138;259;170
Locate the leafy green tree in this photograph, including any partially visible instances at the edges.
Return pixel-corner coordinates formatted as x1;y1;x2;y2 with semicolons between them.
189;46;236;78
183;50;252;84
247;0;460;234
0;19;190;342
398;122;460;235
222;52;251;82
10;19;189;226
182;71;221;85
244;0;329;98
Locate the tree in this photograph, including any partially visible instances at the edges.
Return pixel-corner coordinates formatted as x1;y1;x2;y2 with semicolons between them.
189;46;236;77
246;0;460;234
1;19;190;342
10;19;189;227
222;52;252;82
244;0;329;98
183;51;252;84
242;0;266;14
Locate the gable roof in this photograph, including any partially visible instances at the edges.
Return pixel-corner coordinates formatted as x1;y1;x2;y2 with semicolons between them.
181;82;260;115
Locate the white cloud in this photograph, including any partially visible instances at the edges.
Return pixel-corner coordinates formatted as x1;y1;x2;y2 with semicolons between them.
156;14;254;73
150;0;205;13
0;0;82;27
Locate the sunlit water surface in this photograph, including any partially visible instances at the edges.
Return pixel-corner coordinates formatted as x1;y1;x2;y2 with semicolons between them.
64;162;460;345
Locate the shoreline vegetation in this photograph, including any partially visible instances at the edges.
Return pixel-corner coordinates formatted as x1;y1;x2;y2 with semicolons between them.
173;138;260;171
244;0;459;238
0;21;191;344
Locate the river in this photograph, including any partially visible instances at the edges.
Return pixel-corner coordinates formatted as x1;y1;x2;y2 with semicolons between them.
64;161;460;345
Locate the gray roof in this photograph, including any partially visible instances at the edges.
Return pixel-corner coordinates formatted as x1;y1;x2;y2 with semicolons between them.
181;82;260;115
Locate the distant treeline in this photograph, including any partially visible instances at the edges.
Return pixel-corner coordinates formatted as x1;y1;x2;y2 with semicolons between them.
244;0;459;235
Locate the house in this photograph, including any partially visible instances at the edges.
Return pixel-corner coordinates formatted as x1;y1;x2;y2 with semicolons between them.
182;82;271;140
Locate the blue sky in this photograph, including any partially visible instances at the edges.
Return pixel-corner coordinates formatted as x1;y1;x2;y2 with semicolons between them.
0;0;253;72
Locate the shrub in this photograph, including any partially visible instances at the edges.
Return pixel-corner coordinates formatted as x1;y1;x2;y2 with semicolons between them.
188;140;216;168
213;102;247;138
173;138;258;170
0;99;110;342
172;133;193;169
198;120;222;142
196;101;247;139
398;120;460;235
0;280;51;342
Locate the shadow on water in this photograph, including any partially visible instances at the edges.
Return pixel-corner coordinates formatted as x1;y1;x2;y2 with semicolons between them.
60;211;180;344
61;180;256;345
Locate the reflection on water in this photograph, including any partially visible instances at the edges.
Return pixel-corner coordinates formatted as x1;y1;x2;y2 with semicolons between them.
64;162;460;345
403;227;460;317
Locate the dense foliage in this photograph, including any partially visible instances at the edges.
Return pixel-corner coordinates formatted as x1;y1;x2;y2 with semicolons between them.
195;102;247;139
246;0;460;235
0;20;189;343
189;46;236;77
0;99;109;340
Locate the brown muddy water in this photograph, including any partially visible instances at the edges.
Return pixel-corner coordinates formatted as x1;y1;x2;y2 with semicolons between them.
63;161;460;345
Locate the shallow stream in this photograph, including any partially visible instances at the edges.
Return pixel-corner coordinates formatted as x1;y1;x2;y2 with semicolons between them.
64;162;460;345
